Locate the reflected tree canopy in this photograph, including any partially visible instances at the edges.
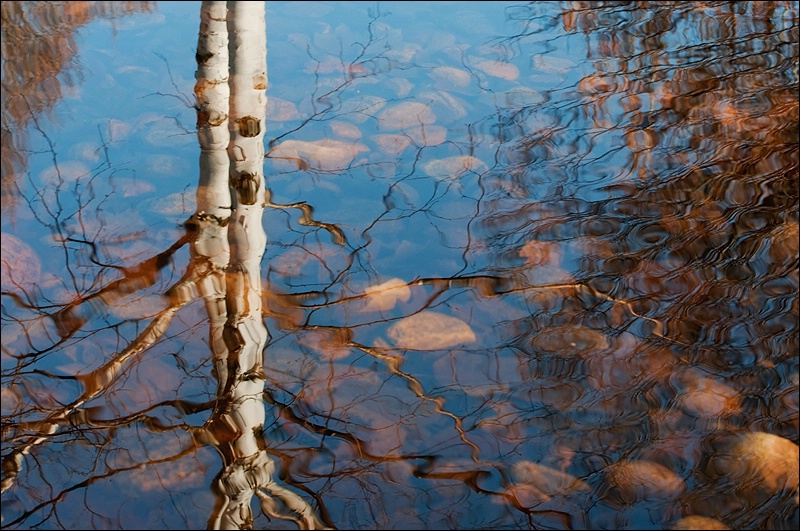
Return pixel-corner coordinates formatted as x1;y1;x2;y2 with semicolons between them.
1;1;156;218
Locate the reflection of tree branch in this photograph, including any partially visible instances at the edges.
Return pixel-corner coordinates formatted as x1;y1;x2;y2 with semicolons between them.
257;480;328;529
1;280;196;494
4;397;215;448
192;2;329;528
265;8;400;153
260;245;685;348
2;443;198;529
264;388;435;464
1;1;155;218
266;190;347;246
270;274;506;312
350;341;482;461
496;280;682;345
51;229;193;339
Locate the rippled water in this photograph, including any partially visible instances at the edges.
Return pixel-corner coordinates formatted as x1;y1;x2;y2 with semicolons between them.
2;1;798;530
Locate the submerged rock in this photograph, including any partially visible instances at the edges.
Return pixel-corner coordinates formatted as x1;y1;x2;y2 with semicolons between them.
670;515;729;530
504;87;545;108
510;460;590;502
470;57;520;81
1;233;41;289
602;459;685;505
429;66;471;88
377;101;436;131
360;278;411;312
269;138;368;171
387;310;476;350
705;431;799;500
675;370;741;420
531;324;609;358
422;155;488;182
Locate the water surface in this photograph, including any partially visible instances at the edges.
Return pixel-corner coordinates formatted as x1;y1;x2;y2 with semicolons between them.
1;1;798;530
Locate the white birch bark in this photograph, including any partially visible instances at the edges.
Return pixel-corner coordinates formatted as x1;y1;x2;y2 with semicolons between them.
196;5;326;528
207;2;271;529
195;0;232;223
193;0;232;385
221;0;268;459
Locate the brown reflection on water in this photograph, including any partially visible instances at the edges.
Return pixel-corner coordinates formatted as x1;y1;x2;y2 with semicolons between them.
1;1;798;530
1;1;155;219
476;1;798;528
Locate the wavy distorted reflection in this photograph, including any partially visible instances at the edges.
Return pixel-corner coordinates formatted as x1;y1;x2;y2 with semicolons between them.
0;1;157;219
1;1;798;530
4;2;325;529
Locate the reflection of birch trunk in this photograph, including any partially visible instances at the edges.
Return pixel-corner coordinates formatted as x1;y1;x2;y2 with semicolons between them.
4;3;323;527
216;0;269;477
223;0;268;388
198;3;327;529
193;0;232;386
